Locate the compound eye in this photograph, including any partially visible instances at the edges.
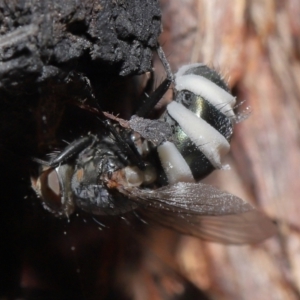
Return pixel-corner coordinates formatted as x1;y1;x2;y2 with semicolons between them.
46;168;61;196
31;167;62;209
31;165;75;217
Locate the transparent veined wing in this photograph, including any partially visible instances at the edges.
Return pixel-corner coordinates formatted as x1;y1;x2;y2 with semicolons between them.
118;182;277;244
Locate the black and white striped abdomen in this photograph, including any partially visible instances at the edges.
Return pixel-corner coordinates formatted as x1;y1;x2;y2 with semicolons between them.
158;64;236;183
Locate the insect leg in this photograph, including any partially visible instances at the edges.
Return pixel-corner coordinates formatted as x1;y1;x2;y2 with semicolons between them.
75;101;146;169
97;116;146;170
33;135;96;167
135;45;174;118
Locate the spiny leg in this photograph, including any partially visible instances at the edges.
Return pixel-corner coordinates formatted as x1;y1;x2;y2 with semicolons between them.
135;45;174;118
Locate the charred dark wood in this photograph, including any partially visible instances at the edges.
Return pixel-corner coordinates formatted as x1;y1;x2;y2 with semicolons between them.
0;1;163;299
0;0;161;91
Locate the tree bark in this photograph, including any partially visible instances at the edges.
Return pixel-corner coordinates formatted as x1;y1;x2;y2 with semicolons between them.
159;1;300;299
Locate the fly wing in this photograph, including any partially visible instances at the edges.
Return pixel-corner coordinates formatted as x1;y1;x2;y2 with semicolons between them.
120;182;254;216
119;182;276;244
138;209;276;244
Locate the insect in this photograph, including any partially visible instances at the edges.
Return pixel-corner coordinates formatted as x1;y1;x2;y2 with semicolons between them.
31;46;276;244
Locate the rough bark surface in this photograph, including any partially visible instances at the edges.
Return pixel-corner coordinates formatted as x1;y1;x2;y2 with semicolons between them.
157;1;300;299
0;0;161;91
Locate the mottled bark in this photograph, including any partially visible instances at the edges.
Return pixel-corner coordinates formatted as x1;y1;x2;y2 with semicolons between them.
156;1;300;299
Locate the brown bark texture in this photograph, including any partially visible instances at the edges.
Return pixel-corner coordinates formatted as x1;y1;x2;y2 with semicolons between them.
158;0;300;299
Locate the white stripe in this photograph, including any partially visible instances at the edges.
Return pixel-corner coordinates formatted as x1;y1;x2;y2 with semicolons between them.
175;63;205;77
167;101;230;169
175;74;236;118
157;141;195;184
